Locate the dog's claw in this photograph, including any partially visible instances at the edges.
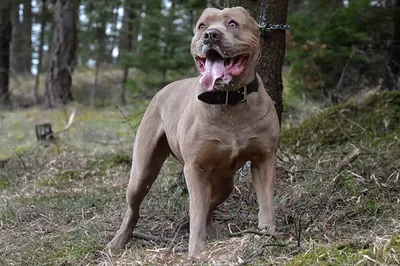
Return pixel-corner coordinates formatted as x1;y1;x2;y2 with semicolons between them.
259;225;276;236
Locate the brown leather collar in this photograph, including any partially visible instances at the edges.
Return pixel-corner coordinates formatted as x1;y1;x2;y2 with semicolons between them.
198;76;259;105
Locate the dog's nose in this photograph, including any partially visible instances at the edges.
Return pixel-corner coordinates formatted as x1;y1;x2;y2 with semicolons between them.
203;28;221;44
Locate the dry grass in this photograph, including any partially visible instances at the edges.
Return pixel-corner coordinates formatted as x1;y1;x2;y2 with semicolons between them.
1;91;399;265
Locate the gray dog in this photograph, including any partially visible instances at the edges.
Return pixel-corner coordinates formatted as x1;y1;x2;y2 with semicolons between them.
108;6;280;257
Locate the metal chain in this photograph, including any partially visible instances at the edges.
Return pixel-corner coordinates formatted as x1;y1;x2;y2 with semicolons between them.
259;23;291;32
258;0;290;33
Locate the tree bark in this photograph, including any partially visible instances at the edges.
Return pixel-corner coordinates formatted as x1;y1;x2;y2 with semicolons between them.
45;0;78;108
208;0;223;8
0;2;12;109
224;0;288;125
33;0;48;104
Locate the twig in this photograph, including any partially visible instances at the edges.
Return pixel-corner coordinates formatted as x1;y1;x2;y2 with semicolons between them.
291;169;328;175
132;232;174;243
262;243;288;248
239;248;264;266
297;210;306;247
338;148;360;173
334;49;355;93
339;111;369;142
228;229;273;238
54;108;76;135
167;220;189;251
115;105;137;132
11;150;26;170
238;242;288;265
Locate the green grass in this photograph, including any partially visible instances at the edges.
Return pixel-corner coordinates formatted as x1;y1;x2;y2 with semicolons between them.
289;235;400;265
0;104;149;161
281;91;400;152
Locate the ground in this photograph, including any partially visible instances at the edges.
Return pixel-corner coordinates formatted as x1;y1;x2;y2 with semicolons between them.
0;91;399;265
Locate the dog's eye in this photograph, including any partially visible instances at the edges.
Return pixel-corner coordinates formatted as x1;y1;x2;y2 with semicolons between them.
198;23;205;30
228;20;238;27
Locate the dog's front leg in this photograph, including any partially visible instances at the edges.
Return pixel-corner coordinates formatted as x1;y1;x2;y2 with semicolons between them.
251;153;276;234
184;165;212;257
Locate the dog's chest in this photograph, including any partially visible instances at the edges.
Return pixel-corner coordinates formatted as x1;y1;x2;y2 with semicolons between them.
187;133;265;174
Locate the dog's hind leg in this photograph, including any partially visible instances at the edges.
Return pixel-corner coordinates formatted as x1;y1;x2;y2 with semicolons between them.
107;102;170;250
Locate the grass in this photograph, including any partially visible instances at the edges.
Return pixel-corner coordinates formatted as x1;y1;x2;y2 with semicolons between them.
0;89;399;265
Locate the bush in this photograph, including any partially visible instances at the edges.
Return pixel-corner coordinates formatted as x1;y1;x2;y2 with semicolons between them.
286;0;394;102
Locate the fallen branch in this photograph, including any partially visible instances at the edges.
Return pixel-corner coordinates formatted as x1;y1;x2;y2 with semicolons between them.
132;232;174;243
228;229;273;238
55;108;76;135
338;148;360;173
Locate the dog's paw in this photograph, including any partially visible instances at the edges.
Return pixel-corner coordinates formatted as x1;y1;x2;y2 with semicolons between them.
206;221;219;239
106;235;129;250
259;224;276;236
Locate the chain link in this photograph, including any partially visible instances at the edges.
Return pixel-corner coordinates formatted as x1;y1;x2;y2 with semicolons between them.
259;23;291;32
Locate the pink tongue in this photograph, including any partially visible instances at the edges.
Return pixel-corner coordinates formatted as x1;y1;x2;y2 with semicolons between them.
200;58;225;91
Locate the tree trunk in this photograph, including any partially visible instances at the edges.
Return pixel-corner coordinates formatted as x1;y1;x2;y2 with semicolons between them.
224;0;288;125
332;0;343;8
91;7;107;107
11;0;32;74
119;0;139;104
107;5;119;64
207;0;223;8
0;3;12;109
385;0;400;90
45;0;77;108
33;0;48;104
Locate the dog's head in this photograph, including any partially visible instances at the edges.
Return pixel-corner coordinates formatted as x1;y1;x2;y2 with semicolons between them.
191;7;260;91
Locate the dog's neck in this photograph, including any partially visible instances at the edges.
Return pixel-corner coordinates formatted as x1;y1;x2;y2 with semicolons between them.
198;75;259;105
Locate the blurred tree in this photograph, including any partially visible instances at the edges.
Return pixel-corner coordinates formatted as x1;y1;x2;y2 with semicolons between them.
385;0;400;90
286;0;396;102
224;0;288;125
119;0;142;104
0;2;12;109
33;0;50;104
119;0;205;92
11;0;33;74
45;0;78;107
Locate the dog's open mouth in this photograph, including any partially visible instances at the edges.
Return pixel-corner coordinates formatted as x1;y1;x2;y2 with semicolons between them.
195;49;248;91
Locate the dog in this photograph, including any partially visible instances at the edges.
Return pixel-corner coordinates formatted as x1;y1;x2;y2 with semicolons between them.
107;6;280;257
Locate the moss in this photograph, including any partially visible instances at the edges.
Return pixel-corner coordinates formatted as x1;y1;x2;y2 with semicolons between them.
281;91;400;152
289;245;363;265
108;153;132;167
290;236;400;265
0;177;12;191
387;236;400;253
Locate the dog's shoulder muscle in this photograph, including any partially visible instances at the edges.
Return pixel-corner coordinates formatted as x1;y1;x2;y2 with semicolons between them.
154;77;199;113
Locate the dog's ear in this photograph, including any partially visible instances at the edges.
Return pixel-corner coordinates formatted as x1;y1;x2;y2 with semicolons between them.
234;6;252;17
233;6;259;31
